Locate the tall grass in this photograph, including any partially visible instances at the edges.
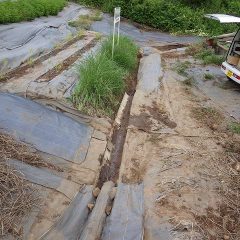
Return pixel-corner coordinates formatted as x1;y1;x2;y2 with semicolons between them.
0;0;66;24
72;35;138;117
102;35;139;71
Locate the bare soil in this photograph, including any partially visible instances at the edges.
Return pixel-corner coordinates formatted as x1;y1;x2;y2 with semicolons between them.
120;51;240;239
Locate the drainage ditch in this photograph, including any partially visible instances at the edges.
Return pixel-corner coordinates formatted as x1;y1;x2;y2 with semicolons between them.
97;57;140;188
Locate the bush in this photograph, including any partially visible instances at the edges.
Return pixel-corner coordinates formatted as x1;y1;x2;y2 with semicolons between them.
0;0;66;24
77;0;239;36
102;35;139;71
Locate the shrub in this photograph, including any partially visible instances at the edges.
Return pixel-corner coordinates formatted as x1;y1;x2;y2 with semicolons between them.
0;0;66;24
77;0;239;36
101;35;139;71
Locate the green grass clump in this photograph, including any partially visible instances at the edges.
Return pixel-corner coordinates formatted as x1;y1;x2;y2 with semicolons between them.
204;73;214;80
229;122;240;134
196;49;224;65
68;11;102;30
72;53;126;116
0;0;66;24
72;35;138;117
174;61;191;76
102;35;139;72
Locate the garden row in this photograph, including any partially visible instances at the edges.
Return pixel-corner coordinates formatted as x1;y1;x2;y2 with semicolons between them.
71;35;138;117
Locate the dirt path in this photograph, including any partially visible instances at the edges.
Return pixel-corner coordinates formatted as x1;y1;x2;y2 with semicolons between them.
118;48;240;240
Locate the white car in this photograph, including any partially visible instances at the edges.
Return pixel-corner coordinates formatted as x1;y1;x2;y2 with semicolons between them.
205;14;240;84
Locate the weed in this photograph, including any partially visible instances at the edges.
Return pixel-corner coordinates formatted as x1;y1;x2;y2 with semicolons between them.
65;33;73;42
77;30;85;38
72;52;126;117
95;32;102;40
183;76;194;86
71;35;138;117
101;35;139;72
27;57;34;67
196;49;224;65
68;11;102;30
55;63;63;72
174;61;191;76
185;42;204;55
204;73;214;81
229;122;240;134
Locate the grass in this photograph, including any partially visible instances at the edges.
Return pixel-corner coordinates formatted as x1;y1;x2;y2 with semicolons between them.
229;122;240;134
72;35;138;117
68;10;102;30
174;61;191;77
196;49;224;65
0;0;66;24
186;42;224;66
204;73;214;81
102;35;139;72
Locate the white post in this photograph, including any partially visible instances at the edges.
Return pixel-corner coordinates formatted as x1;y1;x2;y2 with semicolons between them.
112;7;121;58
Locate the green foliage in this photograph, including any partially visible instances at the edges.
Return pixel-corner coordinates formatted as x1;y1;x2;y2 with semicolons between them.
229;122;240;134
77;0;239;36
204;73;214;80
196;49;224;65
102;35;139;71
68;11;102;30
72;53;126;116
72;35;138;117
174;61;191;76
0;0;66;23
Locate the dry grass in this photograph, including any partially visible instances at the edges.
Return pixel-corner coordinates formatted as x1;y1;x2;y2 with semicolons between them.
192;106;224;130
0;133;59;238
0;133;59;170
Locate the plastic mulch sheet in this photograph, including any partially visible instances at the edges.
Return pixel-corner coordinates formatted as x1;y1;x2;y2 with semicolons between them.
102;183;144;240
0;93;93;163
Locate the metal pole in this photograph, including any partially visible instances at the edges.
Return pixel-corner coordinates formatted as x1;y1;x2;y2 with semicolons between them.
117;20;120;45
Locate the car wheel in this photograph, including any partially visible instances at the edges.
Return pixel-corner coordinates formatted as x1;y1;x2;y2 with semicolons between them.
227;76;232;81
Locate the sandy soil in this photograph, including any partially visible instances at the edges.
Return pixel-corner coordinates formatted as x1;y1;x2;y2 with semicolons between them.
119;50;240;240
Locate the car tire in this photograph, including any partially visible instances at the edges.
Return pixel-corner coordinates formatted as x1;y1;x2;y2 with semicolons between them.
227;76;232;81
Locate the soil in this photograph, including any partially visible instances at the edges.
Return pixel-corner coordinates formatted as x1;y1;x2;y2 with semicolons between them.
119;50;240;239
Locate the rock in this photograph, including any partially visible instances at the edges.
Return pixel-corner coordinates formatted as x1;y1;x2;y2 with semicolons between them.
93;187;101;198
224;235;230;240
87;203;95;211
109;187;117;200
105;205;112;216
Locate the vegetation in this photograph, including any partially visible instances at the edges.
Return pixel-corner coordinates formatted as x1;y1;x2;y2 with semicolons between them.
204;73;214;80
72;36;138;116
186;42;224;65
229;122;240;134
101;35;138;71
0;0;66;24
174;61;191;76
68;10;102;30
75;0;240;36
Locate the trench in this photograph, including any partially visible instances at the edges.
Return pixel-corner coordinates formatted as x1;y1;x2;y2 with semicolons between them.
96;58;139;188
